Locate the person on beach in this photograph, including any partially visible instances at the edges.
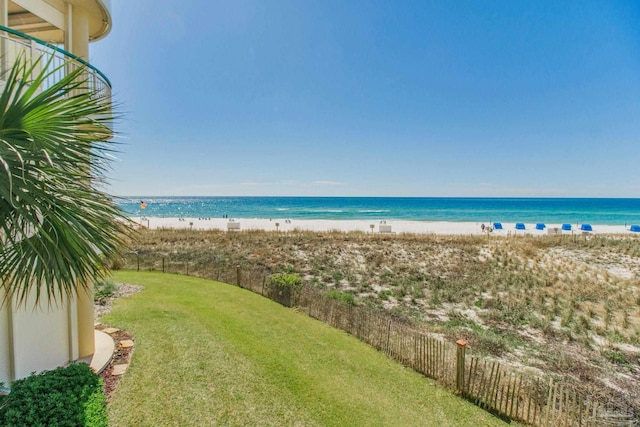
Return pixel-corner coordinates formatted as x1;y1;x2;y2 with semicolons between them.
481;223;485;232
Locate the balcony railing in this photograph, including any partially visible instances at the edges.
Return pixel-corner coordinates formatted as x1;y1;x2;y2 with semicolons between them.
0;24;111;101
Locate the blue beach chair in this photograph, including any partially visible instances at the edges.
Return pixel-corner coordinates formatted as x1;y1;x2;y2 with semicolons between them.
580;224;593;232
535;223;546;230
630;225;640;233
493;222;503;230
561;224;572;231
515;223;525;230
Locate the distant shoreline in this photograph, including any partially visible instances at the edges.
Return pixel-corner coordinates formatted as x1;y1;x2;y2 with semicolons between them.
129;217;634;236
119;196;640;225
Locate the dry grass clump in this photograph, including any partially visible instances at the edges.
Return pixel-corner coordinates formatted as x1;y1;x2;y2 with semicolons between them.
124;229;640;411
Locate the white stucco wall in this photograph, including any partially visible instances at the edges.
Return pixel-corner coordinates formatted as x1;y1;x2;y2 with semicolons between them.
0;289;80;385
12;291;71;381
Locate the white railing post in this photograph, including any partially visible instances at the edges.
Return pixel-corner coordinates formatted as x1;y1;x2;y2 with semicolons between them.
29;40;37;79
0;26;111;113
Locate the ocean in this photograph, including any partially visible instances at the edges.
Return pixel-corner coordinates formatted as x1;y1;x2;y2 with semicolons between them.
117;197;640;226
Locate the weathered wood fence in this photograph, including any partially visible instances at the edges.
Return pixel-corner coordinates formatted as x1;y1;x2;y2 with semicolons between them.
123;252;638;426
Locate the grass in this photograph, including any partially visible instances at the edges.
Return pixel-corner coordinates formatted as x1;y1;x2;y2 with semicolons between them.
104;271;509;427
121;229;640;411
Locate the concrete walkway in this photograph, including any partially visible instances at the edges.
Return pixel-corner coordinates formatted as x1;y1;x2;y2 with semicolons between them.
77;330;115;374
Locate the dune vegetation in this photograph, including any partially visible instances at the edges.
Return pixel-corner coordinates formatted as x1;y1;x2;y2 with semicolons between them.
120;229;640;413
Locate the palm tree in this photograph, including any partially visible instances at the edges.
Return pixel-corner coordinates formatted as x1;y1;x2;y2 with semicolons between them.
0;54;130;306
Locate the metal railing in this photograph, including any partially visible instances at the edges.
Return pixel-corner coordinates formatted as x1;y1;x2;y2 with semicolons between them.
0;24;111;101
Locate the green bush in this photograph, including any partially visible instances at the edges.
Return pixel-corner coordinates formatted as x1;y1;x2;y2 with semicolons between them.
267;273;302;307
325;289;356;306
94;278;118;305
0;363;108;427
269;273;302;288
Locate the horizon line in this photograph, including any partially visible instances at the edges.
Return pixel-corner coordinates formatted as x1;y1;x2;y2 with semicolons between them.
114;195;640;200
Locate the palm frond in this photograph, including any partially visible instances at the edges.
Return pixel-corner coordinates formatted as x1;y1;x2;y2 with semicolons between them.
0;53;131;306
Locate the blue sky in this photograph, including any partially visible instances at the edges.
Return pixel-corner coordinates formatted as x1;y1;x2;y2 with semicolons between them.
91;1;640;197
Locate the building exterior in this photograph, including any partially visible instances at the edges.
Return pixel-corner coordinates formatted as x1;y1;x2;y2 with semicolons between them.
0;0;112;387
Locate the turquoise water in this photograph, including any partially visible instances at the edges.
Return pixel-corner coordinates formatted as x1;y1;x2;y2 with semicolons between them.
117;197;640;225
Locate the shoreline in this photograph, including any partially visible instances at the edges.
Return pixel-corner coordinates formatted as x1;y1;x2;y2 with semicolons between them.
129;217;634;236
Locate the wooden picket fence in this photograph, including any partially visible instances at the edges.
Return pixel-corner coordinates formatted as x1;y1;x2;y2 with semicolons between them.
124;253;638;426
461;356;625;427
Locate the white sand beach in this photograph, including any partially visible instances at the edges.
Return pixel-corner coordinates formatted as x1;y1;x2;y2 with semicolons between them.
130;217;632;236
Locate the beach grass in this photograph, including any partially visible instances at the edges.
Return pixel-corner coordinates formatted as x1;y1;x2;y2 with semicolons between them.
120;229;640;411
104;271;510;427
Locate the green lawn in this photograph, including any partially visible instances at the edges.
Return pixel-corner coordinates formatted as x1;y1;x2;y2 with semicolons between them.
105;271;510;426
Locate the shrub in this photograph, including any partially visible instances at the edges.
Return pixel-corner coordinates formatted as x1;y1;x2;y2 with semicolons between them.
267;273;302;306
94;278;118;305
269;273;302;288
325;289;356;306
0;363;108;427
